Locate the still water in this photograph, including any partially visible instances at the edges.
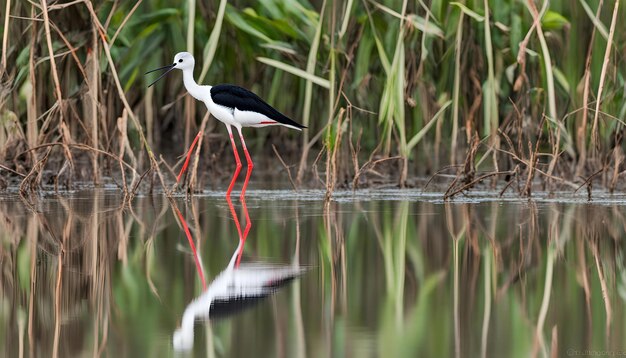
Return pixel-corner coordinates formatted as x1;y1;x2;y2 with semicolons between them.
1;189;625;357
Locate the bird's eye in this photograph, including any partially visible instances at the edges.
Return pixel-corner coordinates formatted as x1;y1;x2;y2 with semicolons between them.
178;59;183;63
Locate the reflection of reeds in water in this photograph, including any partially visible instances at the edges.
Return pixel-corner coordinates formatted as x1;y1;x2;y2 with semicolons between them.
360;201;624;356
0;195;122;356
0;193;202;356
1;195;625;355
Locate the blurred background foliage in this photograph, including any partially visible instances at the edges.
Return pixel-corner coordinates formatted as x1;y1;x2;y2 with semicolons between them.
1;0;625;193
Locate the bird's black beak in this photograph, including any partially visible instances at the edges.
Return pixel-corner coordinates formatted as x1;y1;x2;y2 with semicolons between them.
145;63;176;87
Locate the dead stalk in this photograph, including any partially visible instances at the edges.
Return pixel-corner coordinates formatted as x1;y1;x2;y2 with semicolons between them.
40;0;63;102
187;113;211;192
26;7;39;156
84;0;169;194
117;114;129;195
88;22;100;183
609;143;623;192
325;108;345;200
1;0;11;75
576;0;604;176
145;86;155;146
523;114;546;196
40;1;76;189
591;0;620;151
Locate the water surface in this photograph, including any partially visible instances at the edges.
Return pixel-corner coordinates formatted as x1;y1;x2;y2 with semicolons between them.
1;190;625;357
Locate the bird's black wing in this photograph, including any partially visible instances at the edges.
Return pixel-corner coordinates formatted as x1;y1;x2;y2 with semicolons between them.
211;84;305;129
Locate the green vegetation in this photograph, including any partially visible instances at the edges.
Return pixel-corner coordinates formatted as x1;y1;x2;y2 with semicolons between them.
1;0;625;196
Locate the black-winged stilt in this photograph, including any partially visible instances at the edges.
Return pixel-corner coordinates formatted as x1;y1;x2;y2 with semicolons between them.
146;52;305;198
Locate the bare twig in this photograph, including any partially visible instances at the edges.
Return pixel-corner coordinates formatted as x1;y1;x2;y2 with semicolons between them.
574;168;604;194
0;163;26;177
272;144;297;191
422;165;463;190
17;142;138;175
444;171;514;200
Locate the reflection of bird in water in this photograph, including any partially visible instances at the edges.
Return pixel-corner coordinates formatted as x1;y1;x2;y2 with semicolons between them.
173;242;306;351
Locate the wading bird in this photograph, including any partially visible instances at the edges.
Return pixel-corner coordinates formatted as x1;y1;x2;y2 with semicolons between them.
146;52;305;198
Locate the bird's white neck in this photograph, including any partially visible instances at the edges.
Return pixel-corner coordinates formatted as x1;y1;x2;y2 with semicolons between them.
182;68;209;101
180;308;196;337
173;298;205;351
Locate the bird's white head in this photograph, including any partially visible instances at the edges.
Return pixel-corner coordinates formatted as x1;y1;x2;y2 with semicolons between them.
173;327;194;351
145;52;195;87
172;52;195;71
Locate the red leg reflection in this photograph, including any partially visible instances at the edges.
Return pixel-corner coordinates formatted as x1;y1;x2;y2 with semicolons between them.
226;194;251;268
237;196;251;267
174;204;207;290
177;131;202;184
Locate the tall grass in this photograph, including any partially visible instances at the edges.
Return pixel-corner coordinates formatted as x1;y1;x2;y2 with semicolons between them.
1;0;625;196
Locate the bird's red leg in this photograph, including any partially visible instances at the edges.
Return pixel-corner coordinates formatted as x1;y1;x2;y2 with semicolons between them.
237;128;254;200
176;131;202;184
226;126;242;198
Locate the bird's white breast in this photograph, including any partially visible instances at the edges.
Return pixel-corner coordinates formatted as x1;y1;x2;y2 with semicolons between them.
205;99;236;127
